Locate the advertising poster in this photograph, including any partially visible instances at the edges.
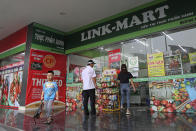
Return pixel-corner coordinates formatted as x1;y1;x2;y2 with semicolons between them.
66;72;74;84
149;80;175;113
128;56;139;77
164;54;182;76
108;49;121;69
150;78;196;113
189;52;196;64
73;66;85;83
0;61;24;107
25;49;66;109
147;52;165;77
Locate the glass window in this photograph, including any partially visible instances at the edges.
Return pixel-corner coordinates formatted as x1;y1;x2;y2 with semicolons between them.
67;27;196;80
165;28;196;74
146;28;196;76
148;34;169;76
66;26;196;109
122;39;148;78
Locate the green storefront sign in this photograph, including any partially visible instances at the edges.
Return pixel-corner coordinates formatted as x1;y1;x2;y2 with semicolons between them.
31;23;65;53
65;0;196;54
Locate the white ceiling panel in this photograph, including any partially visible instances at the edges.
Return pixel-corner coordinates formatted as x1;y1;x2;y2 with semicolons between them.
0;0;153;39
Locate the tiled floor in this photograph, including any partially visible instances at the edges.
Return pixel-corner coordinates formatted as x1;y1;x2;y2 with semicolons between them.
0;107;196;131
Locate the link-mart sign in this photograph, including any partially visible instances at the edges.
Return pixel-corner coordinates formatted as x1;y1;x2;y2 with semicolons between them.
65;0;196;50
81;5;169;42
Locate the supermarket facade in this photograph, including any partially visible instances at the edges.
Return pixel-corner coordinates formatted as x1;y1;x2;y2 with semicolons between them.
1;0;196;113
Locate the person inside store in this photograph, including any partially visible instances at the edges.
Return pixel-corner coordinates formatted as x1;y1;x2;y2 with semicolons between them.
81;60;97;116
41;70;59;124
118;64;136;115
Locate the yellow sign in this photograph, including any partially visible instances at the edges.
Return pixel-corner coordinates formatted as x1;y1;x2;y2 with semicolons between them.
147;52;165;77
189;52;196;64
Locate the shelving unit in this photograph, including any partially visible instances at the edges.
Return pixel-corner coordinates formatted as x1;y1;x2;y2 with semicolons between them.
98;69;120;112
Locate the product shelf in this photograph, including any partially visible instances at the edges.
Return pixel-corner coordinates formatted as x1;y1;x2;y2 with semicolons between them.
99;69;120;112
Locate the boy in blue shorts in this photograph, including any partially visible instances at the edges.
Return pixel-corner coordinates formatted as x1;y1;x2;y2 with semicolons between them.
41;70;59;124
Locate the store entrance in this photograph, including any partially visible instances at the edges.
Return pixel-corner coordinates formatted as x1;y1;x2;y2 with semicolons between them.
66;42;151;112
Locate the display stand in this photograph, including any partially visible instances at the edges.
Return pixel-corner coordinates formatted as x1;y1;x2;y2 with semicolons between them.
98;69;120;112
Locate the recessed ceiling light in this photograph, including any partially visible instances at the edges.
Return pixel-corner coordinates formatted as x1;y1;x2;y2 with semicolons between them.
59;12;67;15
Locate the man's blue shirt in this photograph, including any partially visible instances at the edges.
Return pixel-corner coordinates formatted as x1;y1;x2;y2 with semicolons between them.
43;81;58;101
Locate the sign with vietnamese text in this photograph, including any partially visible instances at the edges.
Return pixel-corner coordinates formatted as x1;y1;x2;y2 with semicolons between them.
32;24;65;53
65;0;196;52
108;49;121;69
189;52;196;64
147;52;165;77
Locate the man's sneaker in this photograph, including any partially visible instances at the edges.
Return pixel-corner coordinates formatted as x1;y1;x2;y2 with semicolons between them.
126;109;131;115
121;106;124;109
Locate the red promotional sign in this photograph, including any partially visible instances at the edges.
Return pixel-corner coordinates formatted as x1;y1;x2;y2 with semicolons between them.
25;49;67;108
108;49;121;69
0;26;27;53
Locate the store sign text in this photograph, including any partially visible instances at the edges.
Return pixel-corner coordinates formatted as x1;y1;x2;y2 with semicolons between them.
148;60;164;65
34;32;64;48
81;5;169;42
32;78;63;87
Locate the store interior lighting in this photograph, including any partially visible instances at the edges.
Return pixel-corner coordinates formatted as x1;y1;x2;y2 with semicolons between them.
178;44;187;53
154;49;160;52
134;39;149;47
162;32;174;41
99;46;109;52
162;32;187;53
120;42;124;45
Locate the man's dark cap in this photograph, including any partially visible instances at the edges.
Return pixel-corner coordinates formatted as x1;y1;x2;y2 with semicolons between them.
88;60;96;65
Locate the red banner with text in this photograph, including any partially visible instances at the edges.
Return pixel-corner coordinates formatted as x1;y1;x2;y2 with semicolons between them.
25;49;66;108
108;49;121;69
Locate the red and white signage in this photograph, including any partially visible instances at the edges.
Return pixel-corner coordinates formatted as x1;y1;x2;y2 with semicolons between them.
25;49;67;107
108;49;121;64
0;27;27;53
